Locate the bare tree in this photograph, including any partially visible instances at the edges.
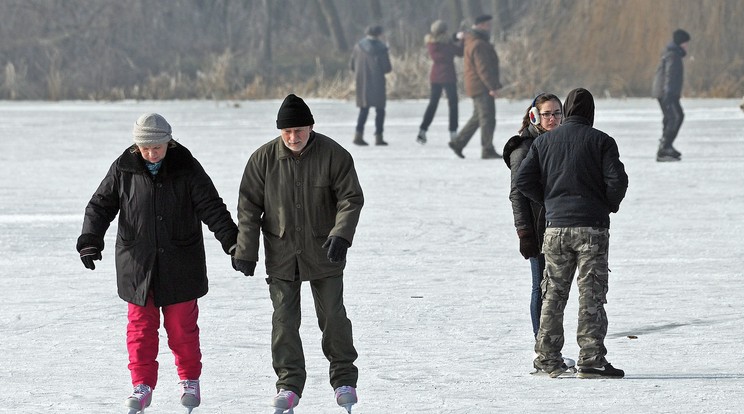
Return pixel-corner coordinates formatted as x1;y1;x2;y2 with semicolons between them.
317;0;348;52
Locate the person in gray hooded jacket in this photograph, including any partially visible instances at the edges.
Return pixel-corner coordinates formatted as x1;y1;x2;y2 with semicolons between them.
350;25;393;146
651;29;690;162
516;88;628;379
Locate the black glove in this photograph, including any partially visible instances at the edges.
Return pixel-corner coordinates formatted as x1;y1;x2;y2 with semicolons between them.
79;246;102;270
232;257;256;276
322;236;350;263
517;229;539;260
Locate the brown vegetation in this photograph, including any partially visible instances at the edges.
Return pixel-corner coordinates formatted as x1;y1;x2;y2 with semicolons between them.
0;0;741;100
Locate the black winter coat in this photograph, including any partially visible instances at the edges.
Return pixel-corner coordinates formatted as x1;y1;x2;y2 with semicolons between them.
515;88;628;229
78;143;238;306
651;42;686;100
503;125;546;247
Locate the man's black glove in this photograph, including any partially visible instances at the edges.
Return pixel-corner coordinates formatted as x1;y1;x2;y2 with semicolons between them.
517;229;539;260
322;236;350;263
232;257;256;276
79;246;102;270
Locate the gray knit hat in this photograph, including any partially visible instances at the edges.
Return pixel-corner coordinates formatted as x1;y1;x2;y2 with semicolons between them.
133;113;172;146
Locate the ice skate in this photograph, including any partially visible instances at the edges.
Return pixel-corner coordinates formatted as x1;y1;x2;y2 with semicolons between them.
125;384;152;414
179;379;200;413
531;357;577;378
334;386;357;413
416;129;427;144
271;389;299;414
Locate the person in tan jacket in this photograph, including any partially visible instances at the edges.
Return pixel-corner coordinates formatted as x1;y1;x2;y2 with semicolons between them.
449;14;503;159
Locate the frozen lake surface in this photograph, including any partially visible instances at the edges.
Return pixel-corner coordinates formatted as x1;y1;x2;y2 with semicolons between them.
1;97;743;413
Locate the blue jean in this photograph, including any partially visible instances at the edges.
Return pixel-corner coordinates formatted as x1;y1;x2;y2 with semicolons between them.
419;82;458;132
530;255;545;338
355;106;385;135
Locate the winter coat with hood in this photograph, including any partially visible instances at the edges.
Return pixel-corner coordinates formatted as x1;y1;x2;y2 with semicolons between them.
235;131;364;281
426;32;463;84
651;42;686;100
78;143;238;307
503;124;546;247
350;36;393;108
515;88;628;229
462;28;502;97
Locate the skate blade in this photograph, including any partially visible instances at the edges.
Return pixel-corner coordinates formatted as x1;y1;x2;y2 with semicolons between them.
273;408;294;414
341;403;354;413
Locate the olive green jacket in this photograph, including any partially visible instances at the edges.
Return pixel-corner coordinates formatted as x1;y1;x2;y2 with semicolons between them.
235;131;364;280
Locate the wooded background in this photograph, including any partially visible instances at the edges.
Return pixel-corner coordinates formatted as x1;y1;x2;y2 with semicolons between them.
1;0;742;100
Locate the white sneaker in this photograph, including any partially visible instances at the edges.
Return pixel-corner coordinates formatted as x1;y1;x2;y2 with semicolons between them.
179;379;200;408
334;386;357;412
272;389;299;413
125;384;152;412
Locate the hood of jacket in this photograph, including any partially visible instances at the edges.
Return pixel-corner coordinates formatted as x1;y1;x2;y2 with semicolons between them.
358;37;388;55
563;87;595;126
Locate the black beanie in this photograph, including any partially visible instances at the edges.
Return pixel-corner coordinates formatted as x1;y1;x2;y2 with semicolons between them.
276;94;314;129
673;29;690;45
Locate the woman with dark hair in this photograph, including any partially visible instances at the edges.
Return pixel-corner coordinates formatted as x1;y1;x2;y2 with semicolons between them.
502;93;562;339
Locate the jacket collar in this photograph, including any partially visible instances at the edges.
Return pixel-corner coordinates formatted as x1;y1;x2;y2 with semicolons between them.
118;143;192;175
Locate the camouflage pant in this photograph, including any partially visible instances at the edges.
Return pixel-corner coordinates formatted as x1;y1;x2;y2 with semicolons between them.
534;227;610;371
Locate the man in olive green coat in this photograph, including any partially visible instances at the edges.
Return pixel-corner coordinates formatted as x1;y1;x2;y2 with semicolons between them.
233;94;364;413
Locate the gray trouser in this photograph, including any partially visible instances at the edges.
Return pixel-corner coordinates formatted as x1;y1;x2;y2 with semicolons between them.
268;275;358;397
452;93;496;151
534;227;610;371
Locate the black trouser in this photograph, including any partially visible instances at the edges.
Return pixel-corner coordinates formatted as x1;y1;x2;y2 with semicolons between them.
355;106;385;135
420;82;459;132
658;97;684;147
268;275;358;397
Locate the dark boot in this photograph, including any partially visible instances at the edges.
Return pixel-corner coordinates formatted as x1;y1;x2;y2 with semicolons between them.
375;133;388;146
353;132;368;146
448;141;465;158
481;147;503;159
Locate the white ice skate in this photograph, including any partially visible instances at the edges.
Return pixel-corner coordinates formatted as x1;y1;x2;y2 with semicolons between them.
179;379;200;413
272;389;299;414
125;384;152;414
334;386;357;413
531;357;578;378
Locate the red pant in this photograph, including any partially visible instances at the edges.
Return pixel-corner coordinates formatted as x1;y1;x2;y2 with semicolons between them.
126;294;202;388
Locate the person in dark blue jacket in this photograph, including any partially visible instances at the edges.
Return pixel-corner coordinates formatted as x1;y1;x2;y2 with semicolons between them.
651;29;690;162
516;88;628;379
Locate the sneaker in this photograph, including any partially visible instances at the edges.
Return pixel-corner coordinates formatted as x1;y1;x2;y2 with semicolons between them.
577;363;625;379
335;386;357;412
272;389;299;412
125;384;153;412
416;130;427;144
448;141;465;158
179;379;200;408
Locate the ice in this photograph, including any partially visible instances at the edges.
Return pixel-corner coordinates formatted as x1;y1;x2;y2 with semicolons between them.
1;97;742;412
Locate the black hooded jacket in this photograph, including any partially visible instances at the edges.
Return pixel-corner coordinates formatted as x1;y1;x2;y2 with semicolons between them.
515;88;628;228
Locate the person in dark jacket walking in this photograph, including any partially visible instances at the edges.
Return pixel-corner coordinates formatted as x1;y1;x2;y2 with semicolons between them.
449;14;503;159
651;29;690;162
415;19;463;145
76;113;238;412
350;25;393;146
516;88;628;379
502;93;562;339
233;94;364;413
